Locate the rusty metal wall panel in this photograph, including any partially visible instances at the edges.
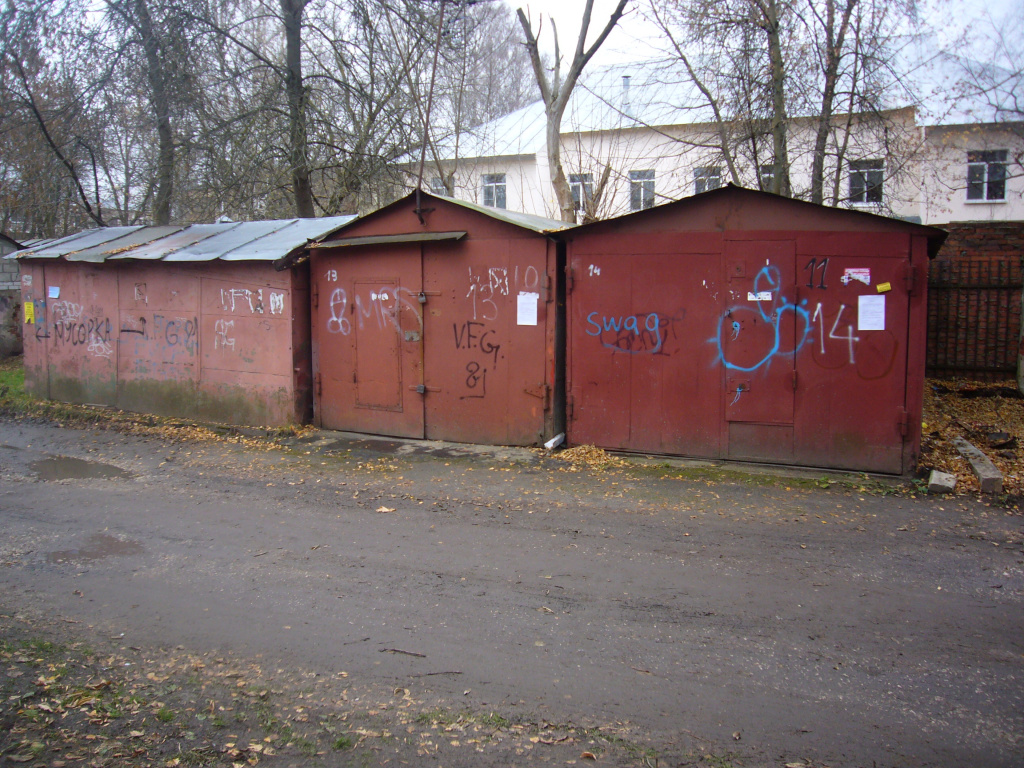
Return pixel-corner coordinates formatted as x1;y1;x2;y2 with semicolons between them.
18;259;305;426
38;261;118;405
198;264;299;425
568;235;723;456
313;246;425;437
567;203;924;474
115;263;200;417
719;240;797;463
353;279;405;410
422;237;553;446
787;233;911;474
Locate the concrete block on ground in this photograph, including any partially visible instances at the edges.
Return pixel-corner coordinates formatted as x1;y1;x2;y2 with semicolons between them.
927;470;957;494
952;437;1004;494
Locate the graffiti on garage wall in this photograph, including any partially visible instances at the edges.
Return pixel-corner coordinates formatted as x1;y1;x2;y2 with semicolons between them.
582;259;896;379
321;265;545;401
30;281;281;361
324;284;424;337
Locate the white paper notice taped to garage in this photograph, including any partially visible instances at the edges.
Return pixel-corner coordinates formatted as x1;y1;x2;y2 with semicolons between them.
517;291;539;326
858;294;885;331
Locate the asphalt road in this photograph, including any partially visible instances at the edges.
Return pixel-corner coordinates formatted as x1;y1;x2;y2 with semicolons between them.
1;418;1022;767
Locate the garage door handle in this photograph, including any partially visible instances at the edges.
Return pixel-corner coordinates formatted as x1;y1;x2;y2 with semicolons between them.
410;385;441;394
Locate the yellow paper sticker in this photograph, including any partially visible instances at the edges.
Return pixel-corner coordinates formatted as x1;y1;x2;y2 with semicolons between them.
876;282;892;293
24;301;34;324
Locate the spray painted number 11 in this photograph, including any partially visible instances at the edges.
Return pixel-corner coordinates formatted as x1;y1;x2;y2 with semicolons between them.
804;258;829;289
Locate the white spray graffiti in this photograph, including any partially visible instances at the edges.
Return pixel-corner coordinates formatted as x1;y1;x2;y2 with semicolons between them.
269;292;285;315
220;288;265;314
214;319;236;350
325;286;423;336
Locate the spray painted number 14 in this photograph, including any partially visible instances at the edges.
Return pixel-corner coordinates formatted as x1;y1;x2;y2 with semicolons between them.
812;303;860;364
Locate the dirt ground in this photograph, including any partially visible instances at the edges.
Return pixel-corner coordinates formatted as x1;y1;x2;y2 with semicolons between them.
920;378;1024;496
1;403;1023;768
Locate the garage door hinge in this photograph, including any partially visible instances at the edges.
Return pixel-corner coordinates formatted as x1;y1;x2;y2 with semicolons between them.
312;291;319;309
314;372;322;397
897;406;909;436
792;370;798;390
524;382;549;403
567;394;574;420
566;267;574;293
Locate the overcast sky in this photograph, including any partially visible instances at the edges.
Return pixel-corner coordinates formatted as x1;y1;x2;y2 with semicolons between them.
506;0;1024;66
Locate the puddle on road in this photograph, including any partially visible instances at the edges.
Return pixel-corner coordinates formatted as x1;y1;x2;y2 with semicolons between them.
47;533;145;565
30;455;135;481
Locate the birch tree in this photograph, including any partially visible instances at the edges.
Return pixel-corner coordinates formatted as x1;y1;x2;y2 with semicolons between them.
517;0;630;222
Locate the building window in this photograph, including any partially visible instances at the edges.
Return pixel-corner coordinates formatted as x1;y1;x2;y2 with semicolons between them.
629;170;655;211
482;174;506;208
569;173;593;212
967;150;1007;201
759;164;775;191
430;177;448;195
849;159;884;204
694;166;721;195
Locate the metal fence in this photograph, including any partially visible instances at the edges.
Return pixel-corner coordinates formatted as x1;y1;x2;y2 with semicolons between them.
927;258;1022;380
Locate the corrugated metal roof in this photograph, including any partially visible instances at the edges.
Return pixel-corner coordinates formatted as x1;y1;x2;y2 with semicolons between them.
217;217;355;261
13;217;356;263
69;225;186;262
108;223;233;260
19;226;143;259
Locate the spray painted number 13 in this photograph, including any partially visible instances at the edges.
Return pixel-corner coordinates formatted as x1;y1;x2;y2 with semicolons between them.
803;258;829;290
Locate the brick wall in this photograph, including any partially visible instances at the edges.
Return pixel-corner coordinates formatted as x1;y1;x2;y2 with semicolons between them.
927;221;1024;380
0;254;19;292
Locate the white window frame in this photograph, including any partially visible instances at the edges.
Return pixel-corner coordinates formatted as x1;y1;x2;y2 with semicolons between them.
569;173;594;212
849;159;884;205
694;166;722;195
629;170;655;211
967;150;1008;202
482;174;506;209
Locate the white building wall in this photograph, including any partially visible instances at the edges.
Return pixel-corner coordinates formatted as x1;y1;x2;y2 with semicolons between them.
920;124;1024;225
413;108;1021;228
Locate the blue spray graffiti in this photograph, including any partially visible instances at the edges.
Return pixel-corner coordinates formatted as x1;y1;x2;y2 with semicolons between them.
712;265;812;372
586;311;666;355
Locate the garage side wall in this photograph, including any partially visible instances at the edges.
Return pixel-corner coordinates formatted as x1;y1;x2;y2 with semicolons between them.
19;260;308;426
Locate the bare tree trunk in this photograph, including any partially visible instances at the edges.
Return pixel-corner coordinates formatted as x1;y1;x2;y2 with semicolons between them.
518;0;628;223
281;0;315;218
132;0;174;225
810;0;857;204
761;0;791;197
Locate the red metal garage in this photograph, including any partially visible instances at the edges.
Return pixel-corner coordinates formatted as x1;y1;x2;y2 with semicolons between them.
15;218;351;426
295;192;568;446
563;185;946;474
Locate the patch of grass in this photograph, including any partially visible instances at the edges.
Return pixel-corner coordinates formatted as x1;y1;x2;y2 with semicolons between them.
22;638;62;656
332;734;354;750
177;746;218;766
414;708;458;727
0;356;28;406
477;712;511;729
156;706;175;723
290;734;318;756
